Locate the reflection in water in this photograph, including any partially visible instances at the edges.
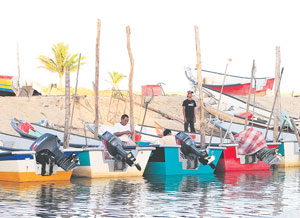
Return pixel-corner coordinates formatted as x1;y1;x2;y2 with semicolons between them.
0;168;299;217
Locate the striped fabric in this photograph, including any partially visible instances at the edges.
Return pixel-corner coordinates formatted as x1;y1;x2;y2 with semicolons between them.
234;128;266;155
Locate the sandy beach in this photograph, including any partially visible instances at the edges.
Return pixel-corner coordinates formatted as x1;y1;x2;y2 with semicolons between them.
1;91;300;137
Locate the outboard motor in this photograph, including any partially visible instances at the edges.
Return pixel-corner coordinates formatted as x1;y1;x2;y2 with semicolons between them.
30;133;79;176
256;147;281;165
101;131;141;171
175;132;215;169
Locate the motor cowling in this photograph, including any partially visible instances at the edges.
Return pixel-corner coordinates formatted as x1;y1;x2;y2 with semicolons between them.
30;133;79;175
101;131;141;171
175;132;215;169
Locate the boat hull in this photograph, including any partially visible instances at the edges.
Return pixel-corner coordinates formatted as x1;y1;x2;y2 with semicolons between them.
144;146;224;175
0;153;72;182
277;141;300;167
216;144;278;172
72;147;155;178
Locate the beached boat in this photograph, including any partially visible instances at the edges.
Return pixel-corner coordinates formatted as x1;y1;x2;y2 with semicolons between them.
87;123;225;175
208;118;300;168
0;75;41;96
0;132;80;182
185;66;275;96
10;118;103;148
136;123;281;172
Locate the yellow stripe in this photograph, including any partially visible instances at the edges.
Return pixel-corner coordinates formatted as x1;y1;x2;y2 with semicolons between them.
0;79;12;85
0;171;72;182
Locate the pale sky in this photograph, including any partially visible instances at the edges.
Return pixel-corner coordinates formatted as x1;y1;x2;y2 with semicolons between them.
0;0;299;93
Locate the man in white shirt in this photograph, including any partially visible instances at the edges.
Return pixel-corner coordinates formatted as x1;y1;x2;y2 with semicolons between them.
160;129;176;145
113;114;135;145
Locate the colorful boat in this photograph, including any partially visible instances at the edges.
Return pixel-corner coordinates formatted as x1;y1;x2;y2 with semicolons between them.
0;75;41;96
10;119;154;178
136;123;281;172
185;67;275;96
0;132;80;182
87;123;226;175
209;118;300;168
0;75;15;96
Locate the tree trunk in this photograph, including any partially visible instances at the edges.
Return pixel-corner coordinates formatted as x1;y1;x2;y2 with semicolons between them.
194;26;205;149
126;26;135;140
94;19;101;139
63;66;71;148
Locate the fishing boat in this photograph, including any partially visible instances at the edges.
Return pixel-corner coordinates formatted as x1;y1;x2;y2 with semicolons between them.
208;118;300;168
136;123;281;172
0;132;80;182
185;66;275;96
0;75;41;96
10;118;154;178
87;123;226;175
10;118;103;148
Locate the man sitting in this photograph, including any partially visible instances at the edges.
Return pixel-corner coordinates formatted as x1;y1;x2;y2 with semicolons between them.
160;129;176;145
113;114;135;146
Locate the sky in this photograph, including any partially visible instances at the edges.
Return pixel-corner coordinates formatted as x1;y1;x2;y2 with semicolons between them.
0;0;299;93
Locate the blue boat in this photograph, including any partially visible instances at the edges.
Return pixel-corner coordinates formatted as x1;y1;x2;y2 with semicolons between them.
143;144;225;175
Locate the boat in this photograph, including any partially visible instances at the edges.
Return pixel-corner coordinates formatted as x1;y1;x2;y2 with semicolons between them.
185;66;275;96
208;118;300;168
10;118;154;178
135;123;281;172
0;75;41;96
10;118;103;148
0;132;80;182
87;123;226;175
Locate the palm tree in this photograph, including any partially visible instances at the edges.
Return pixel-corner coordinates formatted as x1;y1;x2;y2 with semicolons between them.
38;43;86;89
107;71;126;90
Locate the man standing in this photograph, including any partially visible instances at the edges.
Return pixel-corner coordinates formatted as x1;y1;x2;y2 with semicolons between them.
182;90;197;132
113;114;135;145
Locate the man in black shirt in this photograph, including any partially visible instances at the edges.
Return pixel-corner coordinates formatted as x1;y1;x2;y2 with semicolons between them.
182;90;197;132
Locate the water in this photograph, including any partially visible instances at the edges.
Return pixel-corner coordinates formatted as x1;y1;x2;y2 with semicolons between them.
0;167;300;217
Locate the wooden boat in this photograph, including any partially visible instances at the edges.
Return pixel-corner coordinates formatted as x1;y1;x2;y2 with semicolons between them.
87;123;226;175
136;123;281;172
10;118;103;148
10;119;154;178
185;67;275;96
0;75;41;96
208;118;300;168
0;132;80;182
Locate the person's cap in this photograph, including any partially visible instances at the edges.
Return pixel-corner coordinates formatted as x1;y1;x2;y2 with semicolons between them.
187;90;193;94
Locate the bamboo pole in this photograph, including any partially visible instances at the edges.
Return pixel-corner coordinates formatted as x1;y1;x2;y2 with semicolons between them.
265;67;284;138
251;78;257;128
63;66;71;148
127;25;135;140
194;25;205;149
94;19;101;139
208;59;231;145
17;43;20;88
273;47;281;142
68;53;81;141
244;60;256;130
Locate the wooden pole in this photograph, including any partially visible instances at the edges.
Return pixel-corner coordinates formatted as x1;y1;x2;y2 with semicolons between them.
94;19;101;139
209;59;231;145
63;66;71;148
17;43;21;86
273;47;281;142
265;67;284;138
194;25;205;149
244;60;255;130
69;53;81;140
127;25;135;140
251;78;257;128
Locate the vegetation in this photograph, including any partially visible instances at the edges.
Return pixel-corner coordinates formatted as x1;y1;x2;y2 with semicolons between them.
38;43;86;89
107;71;127;90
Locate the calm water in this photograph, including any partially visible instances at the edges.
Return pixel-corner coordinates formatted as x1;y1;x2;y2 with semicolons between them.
0;167;300;217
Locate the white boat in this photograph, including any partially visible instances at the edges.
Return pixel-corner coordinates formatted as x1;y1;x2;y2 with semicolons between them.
0;132;81;182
